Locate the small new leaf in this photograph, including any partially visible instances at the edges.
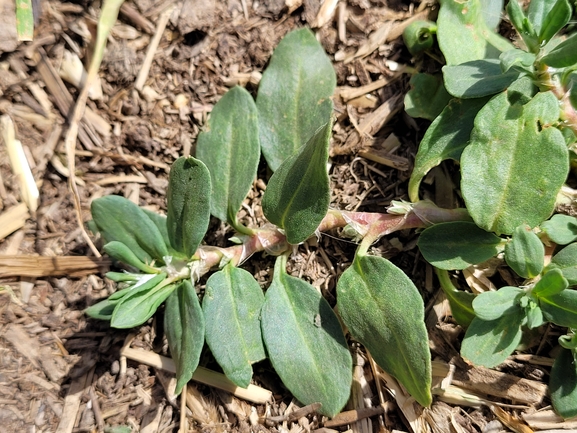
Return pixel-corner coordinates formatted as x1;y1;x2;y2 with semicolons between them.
196;86;260;230
261;255;352;417
103;241;160;274
532;268;568;298
165;279;205;394
203;264;266;388
505;225;544;278
110;273;172;329
167;157;211;257
262;122;331;245
418;221;503;270
337;253;432;407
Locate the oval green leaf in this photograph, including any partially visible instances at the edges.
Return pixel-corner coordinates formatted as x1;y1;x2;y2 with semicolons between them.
550;347;577;419
532;268;568;298
408;97;488;201
472;286;524;321
166;157;211;257
337;253;432;407
262;122;331;244
461;91;569;235
256;28;335;172
436;269;476;327
110;273;172;329
461;309;524;368
103;241;160;274
261;255;352;417
165;279;205;394
404;73;451;121
196;86;260;229
442;59;519;99
537;0;571;44
540;32;577;68
203;264;266;388
551;243;577;285
437;0;513;65
418;221;503;270
539;288;577;328
541;214;577;245
505;225;544;278
91;195;169;263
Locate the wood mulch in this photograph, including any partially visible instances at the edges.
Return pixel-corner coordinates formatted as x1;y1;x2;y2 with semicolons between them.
0;0;574;432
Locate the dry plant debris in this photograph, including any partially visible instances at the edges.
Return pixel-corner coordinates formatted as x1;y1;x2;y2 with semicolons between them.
0;0;571;432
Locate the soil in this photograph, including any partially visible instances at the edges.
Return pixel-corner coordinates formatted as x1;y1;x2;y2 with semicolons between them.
0;1;568;432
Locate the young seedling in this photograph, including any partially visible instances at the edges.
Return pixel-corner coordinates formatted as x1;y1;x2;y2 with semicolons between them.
88;28;470;416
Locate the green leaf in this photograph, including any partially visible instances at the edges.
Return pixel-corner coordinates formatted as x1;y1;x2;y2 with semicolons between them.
537;0;571;43
257;28;335;172
437;0;514;65
461;308;525;367
481;0;504;30
337;253;432;407
528;0;567;38
408;97;489;201
506;75;537;105
550;347;577;419
91;195;169;263
443;59;519;99
262;122;331;244
165;279;205;394
105;272;140;282
472;286;525;321
559;332;577;350
110;273;174;328
539;288;577;327
103;241;160;274
540;33;577;68
505;225;544;278
85;297;120;320
436;269;476;327
551;243;577;285
141;209;182;257
461;91;568;235
404;73;452;120
418;222;503;270
402;21;437;56
541;214;577;245
525;301;544;329
203;264;266;388
196;86;260;229
261;255;352;417
506;0;538;52
15;0;34;41
166;157;211;257
533;268;569;298
499;49;536;73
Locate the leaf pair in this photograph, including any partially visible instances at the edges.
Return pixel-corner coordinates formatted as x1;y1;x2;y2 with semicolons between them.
196;28;335;241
